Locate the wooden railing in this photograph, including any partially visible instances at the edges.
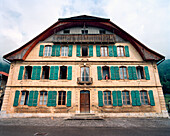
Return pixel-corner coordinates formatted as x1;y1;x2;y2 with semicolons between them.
77;77;93;85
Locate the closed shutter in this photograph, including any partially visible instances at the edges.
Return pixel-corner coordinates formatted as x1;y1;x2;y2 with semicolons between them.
125;46;130;57
39;45;44;57
132;66;137;80
128;66;133;80
113;46;117;57
96;45;101;57
51;45;56;56
144;66;150;80
28;91;34;106
108;45;113;57
56;45;60;56
31;66;36;80
32;91;38;106
76;45;81;56
97;66;102;80
117;91;122;106
52;91;57;106
98;91;103;107
67;66;72;80
115;66;120;80
67;91;72;107
112;91;117;106
89;45;93;57
18;66;24;80
36;66;41;80
135;90;141;106
149;90;155;106
49;66;55;80
13;90;20;106
110;66;116;80
47;91;52;106
68;45;73;57
131;91;136;106
54;66;59;80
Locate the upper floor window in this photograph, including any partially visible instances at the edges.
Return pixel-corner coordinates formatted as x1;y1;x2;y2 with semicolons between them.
42;66;50;79
39;91;47;105
137;66;144;79
82;30;88;34
24;66;32;79
61;46;68;56
44;46;52;56
117;46;125;57
104;91;111;106
99;30;106;34
20;91;29;105
82;46;88;56
58;91;66;105
140;91;148;105
81;67;90;81
101;46;108;57
63;30;70;34
120;66;127;79
122;91;130;105
59;66;67;79
102;66;110;80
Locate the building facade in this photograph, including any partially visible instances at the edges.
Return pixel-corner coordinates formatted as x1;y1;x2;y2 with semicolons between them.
1;15;168;118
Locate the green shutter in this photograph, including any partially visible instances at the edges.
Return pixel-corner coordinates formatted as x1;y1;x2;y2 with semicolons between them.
117;91;122;106
115;66;120;80
112;91;117;106
135;90;141;106
109;45;113;57
76;45;81;56
68;45;73;57
131;91;136;106
98;91;103;107
132;66;137;80
39;45;44;57
56;45;60;56
149;90;155;106
67;91;72;107
110;66;116;80
31;66;36;80
67;66;72;80
28;91;34;106
54;66;59;80
49;66;55;80
18;66;24;80
36;66;41;80
125;46;130;57
89;45;93;57
128;66;133;80
144;66;150;80
113;46;117;57
96;45;101;57
33;91;38;106
52;91;57;106
47;91;52;106
97;66;102;80
51;45;56;56
13;90;20;106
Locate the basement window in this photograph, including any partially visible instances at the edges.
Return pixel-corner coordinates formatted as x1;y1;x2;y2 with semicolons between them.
102;66;110;80
82;46;88;56
82;30;88;34
60;66;67;79
24;66;32;79
137;66;144;79
42;66;50;79
20;91;29;105
58;91;66;105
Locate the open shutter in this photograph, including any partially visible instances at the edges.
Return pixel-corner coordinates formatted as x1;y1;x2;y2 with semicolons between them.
68;45;73;57
149;90;155;106
54;66;59;80
36;66;41;80
31;66;36;80
110;66;116;80
125;46;130;57
96;45;101;57
18;66;24;80
67;66;72;80
52;91;57;106
131;91;136;106
98;91;103;107
49;66;55;80
97;66;102;80
89;45;93;57
135;90;141;106
51;45;56;56
113;46;117;57
128;66;133;80
39;45;44;57
33;91;38;106
144;66;150;80
117;91;122;106
132;66;137;80
56;45;60;56
67;91;72;107
115;66;120;80
76;45;81;56
13;90;20;106
28;91;34;106
47;91;52;106
112;91;117;106
109;45;113;57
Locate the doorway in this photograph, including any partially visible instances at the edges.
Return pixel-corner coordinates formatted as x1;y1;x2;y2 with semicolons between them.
80;90;90;113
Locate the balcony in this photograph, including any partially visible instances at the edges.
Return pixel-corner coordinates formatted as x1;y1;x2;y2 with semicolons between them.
77;77;93;85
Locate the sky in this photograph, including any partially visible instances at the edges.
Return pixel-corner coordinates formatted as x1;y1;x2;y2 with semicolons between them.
0;0;170;59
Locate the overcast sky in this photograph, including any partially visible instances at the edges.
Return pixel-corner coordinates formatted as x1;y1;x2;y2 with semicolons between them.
0;0;170;59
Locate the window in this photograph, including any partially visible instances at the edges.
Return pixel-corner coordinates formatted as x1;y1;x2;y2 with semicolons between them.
102;66;110;80
117;46;125;57
60;66;67;79
104;91;111;106
42;66;50;79
63;30;70;34
44;46;52;56
99;30;106;34
81;67;90;81
120;66;127;79
122;91;130;105
101;46;108;57
82;30;88;34
20;91;29;105
137;66;144;79
39;91;47;105
140;91;148;105
58;91;66;105
24;66;32;79
61;46;68;56
82;46;88;56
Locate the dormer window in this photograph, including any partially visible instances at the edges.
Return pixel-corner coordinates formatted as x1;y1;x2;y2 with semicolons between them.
82;30;88;34
63;30;70;34
99;30;106;34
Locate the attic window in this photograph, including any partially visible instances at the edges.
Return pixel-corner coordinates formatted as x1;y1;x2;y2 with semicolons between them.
82;30;88;34
99;30;106;34
63;30;70;34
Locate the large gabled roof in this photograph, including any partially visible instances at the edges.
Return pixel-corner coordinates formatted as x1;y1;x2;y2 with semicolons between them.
3;15;165;61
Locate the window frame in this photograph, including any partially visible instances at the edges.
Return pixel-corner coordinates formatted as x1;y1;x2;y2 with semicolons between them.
24;66;32;80
59;66;68;80
41;66;50;80
102;66;110;80
122;91;130;105
117;46;125;57
38;91;48;106
19;90;29;106
119;66;128;80
58;91;66;106
101;46;109;57
103;91;112;106
136;66;145;80
140;90;149;105
60;45;69;57
81;45;89;57
80;66;90;81
44;45;52;57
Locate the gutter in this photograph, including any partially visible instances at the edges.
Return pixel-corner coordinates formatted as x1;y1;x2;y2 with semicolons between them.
157;58;165;66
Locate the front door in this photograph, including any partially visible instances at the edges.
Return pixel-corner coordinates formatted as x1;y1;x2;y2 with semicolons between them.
80;90;90;113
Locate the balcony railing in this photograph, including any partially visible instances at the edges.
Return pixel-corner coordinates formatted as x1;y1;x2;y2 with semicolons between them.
77;77;93;85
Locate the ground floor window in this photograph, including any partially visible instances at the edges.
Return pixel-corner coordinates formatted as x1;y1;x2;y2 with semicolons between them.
39;91;47;105
104;91;111;105
58;91;66;105
20;91;29;105
122;91;130;105
140;91;148;105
